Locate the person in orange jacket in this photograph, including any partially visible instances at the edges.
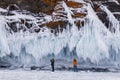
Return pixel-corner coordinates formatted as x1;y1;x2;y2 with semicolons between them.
73;58;78;72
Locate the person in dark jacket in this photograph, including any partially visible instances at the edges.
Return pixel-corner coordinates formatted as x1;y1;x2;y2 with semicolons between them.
50;58;55;72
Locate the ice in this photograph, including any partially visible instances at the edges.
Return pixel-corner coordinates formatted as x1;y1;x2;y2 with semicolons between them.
76;4;111;62
62;1;80;52
100;5;120;65
0;70;120;80
0;16;10;57
0;1;120;68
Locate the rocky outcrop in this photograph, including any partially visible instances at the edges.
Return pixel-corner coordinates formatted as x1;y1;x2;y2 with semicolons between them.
0;0;119;32
0;0;59;14
92;0;120;28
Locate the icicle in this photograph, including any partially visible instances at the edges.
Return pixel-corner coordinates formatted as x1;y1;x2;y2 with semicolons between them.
0;16;10;57
76;4;110;62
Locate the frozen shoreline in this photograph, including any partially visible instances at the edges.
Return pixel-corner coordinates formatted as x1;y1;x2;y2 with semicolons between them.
0;70;120;80
1;65;120;73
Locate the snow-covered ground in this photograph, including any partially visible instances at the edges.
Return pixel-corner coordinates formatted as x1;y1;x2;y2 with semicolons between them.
0;70;120;80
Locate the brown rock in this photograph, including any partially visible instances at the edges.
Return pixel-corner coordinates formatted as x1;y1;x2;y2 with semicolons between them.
72;13;86;18
66;1;83;8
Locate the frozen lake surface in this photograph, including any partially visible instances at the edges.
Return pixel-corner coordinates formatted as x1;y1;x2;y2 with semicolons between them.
0;70;120;80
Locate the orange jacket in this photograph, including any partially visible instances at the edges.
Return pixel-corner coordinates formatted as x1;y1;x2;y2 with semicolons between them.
73;59;77;66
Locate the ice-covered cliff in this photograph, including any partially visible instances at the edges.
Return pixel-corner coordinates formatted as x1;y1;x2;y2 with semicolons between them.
0;0;120;69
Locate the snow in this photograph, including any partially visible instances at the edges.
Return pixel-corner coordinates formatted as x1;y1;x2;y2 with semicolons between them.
6;12;36;20
69;0;85;4
0;70;120;80
0;8;7;12
62;1;74;24
44;15;52;22
108;0;119;5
